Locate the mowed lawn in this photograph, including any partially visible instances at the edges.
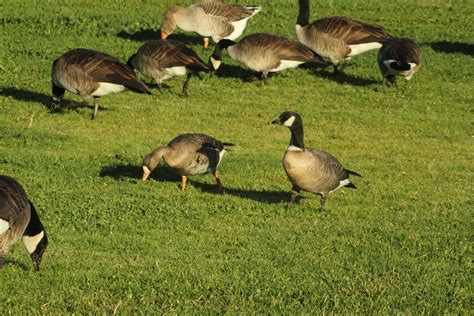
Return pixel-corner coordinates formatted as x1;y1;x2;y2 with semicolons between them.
0;0;472;313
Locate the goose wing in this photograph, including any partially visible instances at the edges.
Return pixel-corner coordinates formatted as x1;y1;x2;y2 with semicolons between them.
310;16;388;45
307;149;350;182
0;176;29;231
196;1;259;22
71;49;150;93
380;38;421;64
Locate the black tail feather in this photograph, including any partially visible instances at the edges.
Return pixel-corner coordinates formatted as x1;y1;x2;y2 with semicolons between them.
345;182;357;189
223;142;235;147
347;169;362;177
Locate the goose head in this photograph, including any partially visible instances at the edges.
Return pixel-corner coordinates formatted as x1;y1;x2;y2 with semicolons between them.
271;111;303;128
208;39;236;72
159;6;182;39
22;202;48;271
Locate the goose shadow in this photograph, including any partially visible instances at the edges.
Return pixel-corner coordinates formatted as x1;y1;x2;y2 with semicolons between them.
309;68;379;86
1;258;30;271
117;28;203;46
0;87;107;113
191;181;296;204
427;41;474;56
212;64;259;81
99;163;179;183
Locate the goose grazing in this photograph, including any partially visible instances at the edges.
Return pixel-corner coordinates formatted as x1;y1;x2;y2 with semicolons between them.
142;133;234;193
378;38;421;86
272;112;361;210
159;0;261;48
52;48;151;120
0;175;48;271
296;0;389;72
209;33;326;84
127;40;209;97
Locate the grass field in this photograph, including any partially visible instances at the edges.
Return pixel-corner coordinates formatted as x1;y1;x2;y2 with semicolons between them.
0;0;472;313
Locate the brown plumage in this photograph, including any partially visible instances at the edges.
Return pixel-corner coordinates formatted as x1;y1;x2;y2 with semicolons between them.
209;33;326;84
272;112;361;210
0;175;48;271
51;48;151;119
142;133;233;193
378;38;421;86
127;40;208;97
296;0;389;71
159;1;261;47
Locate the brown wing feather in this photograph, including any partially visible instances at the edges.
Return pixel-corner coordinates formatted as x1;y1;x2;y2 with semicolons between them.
0;176;29;226
311;16;389;45
380;38;421;64
197;1;259;21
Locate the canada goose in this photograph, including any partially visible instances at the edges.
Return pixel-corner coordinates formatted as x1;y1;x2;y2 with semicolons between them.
296;0;389;72
0;175;48;271
272;112;361;210
159;0;261;48
142;133;234;193
209;33;326;84
127;40;209;97
378;38;421;86
52;48;151;120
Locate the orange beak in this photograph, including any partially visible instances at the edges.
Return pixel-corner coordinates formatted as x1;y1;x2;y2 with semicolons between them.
161;31;168;40
204;38;209;49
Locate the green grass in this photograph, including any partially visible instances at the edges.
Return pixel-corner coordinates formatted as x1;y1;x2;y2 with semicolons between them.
0;0;472;313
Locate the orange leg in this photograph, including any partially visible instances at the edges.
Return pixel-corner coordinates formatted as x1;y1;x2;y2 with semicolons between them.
213;171;223;194
204;38;209;49
181;175;187;191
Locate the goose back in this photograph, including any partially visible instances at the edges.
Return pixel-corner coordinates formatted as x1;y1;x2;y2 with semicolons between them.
378;38;421;80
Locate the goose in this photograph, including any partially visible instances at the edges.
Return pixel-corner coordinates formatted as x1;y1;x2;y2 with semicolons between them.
142;133;234;193
272;112;361;210
296;0;389;72
127;40;209;97
209;32;326;84
378;38;421;86
0;175;48;271
159;0;261;48
52;48;151;120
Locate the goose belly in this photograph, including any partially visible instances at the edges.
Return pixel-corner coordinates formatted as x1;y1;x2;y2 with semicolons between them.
348;42;382;57
92;82;126;97
269;60;305;72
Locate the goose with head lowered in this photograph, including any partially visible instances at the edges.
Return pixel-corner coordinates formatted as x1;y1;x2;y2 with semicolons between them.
209;32;326;84
127;40;209;97
378;38;421;87
272;112;361;210
142;133;234;193
160;0;261;49
296;0;389;72
52;48;151;120
0;175;48;271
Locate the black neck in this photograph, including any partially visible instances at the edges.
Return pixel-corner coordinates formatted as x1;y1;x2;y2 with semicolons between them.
297;0;310;26
289;124;305;149
213;39;235;60
23;201;45;237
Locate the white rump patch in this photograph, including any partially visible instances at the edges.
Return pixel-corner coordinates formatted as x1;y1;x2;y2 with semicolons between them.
408;62;417;69
269;60;304;72
348;42;382;57
210;57;222;71
383;59;396;67
0;219;10;235
165;66;189;79
283;116;296;127
225;6;260;41
92;82;126;96
329;179;351;194
22;231;44;254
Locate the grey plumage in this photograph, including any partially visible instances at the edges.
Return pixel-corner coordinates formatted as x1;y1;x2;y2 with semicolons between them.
142;133;233;193
378;38;421;86
0;175;48;271
51;48;151;120
272;112;361;209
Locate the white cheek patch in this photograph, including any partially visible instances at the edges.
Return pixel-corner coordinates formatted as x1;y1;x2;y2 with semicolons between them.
0;219;10;235
283;116;296;127
210;57;221;70
22;231;44;254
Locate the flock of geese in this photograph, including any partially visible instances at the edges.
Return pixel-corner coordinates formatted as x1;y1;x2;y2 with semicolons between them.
2;0;421;271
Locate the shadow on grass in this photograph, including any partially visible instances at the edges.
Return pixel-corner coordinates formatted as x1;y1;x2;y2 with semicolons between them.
191;181;293;204
117;28;203;46
1;258;30;271
0;87;53;109
302;66;379;86
99;164;179;183
212;64;260;81
427;41;474;56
